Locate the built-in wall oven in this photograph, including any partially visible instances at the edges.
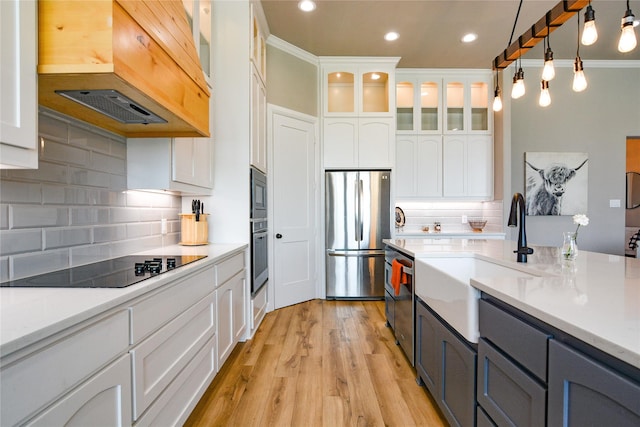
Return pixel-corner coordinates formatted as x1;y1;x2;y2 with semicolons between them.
250;167;268;295
385;248;415;365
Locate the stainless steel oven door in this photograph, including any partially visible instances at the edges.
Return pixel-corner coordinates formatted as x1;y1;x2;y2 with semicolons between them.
251;167;267;219
251;223;268;295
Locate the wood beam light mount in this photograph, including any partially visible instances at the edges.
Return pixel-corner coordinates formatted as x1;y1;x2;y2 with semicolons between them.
493;0;590;69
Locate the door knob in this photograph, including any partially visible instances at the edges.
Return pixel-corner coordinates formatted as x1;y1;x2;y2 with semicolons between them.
276;233;283;239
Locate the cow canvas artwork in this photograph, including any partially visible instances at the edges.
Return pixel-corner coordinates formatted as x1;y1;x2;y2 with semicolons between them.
525;152;588;216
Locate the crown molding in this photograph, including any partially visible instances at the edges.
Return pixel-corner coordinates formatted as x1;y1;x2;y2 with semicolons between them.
267;35;318;66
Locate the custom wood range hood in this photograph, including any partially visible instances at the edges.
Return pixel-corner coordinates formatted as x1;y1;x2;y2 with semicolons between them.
38;0;210;137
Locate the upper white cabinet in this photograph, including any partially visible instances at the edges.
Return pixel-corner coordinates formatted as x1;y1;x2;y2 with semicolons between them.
250;64;267;173
0;0;38;169
183;0;213;86
396;71;491;135
321;57;399;169
321;58;399;117
250;3;267;83
395;70;493;200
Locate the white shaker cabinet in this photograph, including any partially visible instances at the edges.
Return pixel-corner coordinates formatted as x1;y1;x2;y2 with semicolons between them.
320;57;399;169
396;135;442;198
214;252;247;368
0;0;38;169
250;64;267;173
443;135;493;199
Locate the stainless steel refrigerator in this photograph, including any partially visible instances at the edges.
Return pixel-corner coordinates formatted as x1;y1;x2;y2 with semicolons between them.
325;170;391;299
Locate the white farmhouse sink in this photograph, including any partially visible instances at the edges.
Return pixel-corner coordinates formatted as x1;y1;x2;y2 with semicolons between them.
415;257;540;343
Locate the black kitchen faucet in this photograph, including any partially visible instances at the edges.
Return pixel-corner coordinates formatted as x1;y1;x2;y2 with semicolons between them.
508;192;534;263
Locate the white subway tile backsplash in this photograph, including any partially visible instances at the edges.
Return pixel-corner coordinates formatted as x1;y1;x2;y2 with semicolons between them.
0;111;181;280
12;249;70;279
90;152;126;175
396;200;504;233
0;230;42;254
41;140;90;166
0;257;9;282
12;206;69;228
0;181;41;203
70;207;110;225
94;225;127;243
44;227;92;250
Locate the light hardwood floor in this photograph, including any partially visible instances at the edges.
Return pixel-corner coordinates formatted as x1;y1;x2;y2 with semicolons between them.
185;299;446;426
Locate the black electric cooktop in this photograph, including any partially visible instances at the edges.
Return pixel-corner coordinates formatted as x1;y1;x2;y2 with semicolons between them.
0;255;207;288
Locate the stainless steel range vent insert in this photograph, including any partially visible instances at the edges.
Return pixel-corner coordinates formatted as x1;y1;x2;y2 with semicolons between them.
55;89;167;124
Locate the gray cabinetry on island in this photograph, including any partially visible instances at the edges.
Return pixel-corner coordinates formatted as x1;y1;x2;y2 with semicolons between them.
416;298;476;427
478;296;640;427
548;340;640;427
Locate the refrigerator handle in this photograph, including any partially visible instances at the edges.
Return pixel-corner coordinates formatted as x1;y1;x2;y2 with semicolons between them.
358;179;364;241
355;179;361;242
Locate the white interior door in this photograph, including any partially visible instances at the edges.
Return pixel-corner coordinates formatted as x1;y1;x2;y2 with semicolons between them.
270;107;317;309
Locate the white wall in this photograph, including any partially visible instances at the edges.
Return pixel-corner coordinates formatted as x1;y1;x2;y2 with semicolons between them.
510;62;640;255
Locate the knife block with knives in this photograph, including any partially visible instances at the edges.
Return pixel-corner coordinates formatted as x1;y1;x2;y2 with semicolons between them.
179;199;208;245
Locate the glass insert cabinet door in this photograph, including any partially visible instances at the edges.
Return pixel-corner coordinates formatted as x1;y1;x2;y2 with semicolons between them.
182;0;212;82
445;78;490;133
326;70;391;114
396;80;440;132
470;81;489;131
446;81;465;132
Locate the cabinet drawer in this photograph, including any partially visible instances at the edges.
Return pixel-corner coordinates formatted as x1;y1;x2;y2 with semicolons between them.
135;335;217;427
130;266;213;344
215;252;244;287
0;310;129;426
479;299;550;380
477;338;546;427
131;292;215;420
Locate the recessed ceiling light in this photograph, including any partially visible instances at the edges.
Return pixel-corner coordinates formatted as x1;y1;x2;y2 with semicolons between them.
462;33;478;43
384;32;399;41
298;0;316;12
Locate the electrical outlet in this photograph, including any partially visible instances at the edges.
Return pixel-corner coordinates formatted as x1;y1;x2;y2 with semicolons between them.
461;215;467;224
609;199;621;208
161;218;168;235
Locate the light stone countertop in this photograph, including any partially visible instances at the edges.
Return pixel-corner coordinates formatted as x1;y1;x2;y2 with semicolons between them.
0;243;246;358
384;238;640;369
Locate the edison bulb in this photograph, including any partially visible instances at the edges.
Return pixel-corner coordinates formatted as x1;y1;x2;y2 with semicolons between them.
542;59;555;81
493;93;503;112
539;81;551;107
582;20;598;45
618;22;637;53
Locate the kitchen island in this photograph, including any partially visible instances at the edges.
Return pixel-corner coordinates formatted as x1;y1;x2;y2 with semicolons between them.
384;238;640;427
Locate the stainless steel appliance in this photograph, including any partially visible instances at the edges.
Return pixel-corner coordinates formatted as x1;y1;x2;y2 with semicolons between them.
385;248;415;365
0;255;207;288
250;167;268;295
325;170;391;299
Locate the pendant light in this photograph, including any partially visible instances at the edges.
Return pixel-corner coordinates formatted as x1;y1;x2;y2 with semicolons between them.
512;58;525;99
541;31;555;81
539;80;551;107
618;0;637;53
573;13;588;92
582;2;598;45
492;69;503;112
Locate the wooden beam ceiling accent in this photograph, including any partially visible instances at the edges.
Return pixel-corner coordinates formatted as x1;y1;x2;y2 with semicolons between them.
493;0;590;69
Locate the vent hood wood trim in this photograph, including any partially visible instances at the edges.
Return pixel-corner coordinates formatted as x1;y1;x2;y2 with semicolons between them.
38;0;210;137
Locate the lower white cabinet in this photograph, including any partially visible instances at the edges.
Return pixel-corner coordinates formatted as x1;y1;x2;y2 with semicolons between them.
130;292;216;420
250;283;268;333
26;354;132;427
324;117;394;168
0;310;130;426
216;270;247;368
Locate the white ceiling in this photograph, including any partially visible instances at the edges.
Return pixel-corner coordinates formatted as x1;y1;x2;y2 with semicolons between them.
260;0;640;68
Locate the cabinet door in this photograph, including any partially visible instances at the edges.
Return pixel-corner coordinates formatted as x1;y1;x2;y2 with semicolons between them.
193;137;214;188
466;135;492;198
443;135;466;197
324;68;356;115
415;301;440;396
216;279;235;367
0;0;38;168
231;271;247;343
26;355;131;427
395;135;417;197
440;326;477;427
323;118;357;168
416;136;442;198
477;338;547;427
173;137;196;185
358;118;393;168
548;340;640;427
250;66;267;173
